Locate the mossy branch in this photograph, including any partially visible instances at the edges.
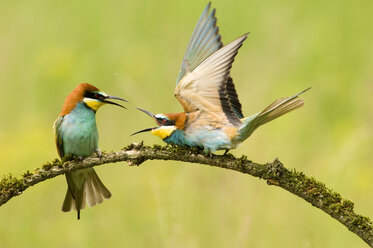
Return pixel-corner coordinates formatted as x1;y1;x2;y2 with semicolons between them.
1;143;372;246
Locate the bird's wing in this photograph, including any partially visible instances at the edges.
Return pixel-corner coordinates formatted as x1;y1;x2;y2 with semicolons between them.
175;34;248;126
54;116;65;158
175;2;223;85
225;77;244;119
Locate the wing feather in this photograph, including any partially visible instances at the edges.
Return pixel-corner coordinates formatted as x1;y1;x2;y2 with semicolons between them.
225;77;244;119
175;34;248;126
54;116;65;158
176;3;223;84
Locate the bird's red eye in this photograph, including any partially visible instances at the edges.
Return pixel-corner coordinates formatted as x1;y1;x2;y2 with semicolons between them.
94;93;100;99
162;119;167;124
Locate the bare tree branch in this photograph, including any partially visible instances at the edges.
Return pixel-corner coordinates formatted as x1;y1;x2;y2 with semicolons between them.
1;143;372;246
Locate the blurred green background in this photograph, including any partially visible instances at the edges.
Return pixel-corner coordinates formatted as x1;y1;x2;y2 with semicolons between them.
1;0;372;247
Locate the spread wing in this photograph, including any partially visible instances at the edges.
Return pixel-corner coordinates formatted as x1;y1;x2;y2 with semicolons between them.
175;33;248;126
175;2;223;85
225;76;244;119
54;116;65;158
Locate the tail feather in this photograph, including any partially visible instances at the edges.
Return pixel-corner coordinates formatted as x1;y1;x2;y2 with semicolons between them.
90;172;111;200
257;96;304;126
86;173;102;207
62;188;75;212
62;168;111;219
237;88;310;141
85;177;97;207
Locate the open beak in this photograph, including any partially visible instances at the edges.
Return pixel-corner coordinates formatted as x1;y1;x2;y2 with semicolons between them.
103;96;128;109
131;127;157;136
131;107;158;136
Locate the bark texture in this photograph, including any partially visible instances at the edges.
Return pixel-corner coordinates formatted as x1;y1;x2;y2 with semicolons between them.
1;143;372;246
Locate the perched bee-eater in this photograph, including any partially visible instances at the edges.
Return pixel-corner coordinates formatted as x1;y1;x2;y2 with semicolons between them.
133;3;310;153
54;83;127;219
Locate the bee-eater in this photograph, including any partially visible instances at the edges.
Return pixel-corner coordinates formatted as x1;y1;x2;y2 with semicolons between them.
133;3;310;153
54;83;127;219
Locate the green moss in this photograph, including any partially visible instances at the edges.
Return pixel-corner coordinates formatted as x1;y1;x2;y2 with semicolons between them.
0;174;24;194
62;154;76;162
280;167;371;233
152;144;163;150
239;155;248;161
329;202;343;213
223;153;235;159
123;143;135;150
52;158;64;168
22;170;33;178
323;191;342;206
351;215;373;231
123;142;145;151
42;162;53;170
342;199;354;211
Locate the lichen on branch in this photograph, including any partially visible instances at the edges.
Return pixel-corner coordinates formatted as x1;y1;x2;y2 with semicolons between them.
0;143;372;246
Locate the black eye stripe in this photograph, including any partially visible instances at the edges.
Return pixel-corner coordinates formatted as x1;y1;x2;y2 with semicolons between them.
84;91;105;100
156;117;175;126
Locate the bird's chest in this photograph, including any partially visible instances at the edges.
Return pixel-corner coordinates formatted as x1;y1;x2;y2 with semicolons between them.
60;106;98;156
177;123;237;152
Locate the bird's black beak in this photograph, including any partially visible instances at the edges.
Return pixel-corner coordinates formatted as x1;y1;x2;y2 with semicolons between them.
131;127;156;136
131;107;158;136
103;96;128;109
136;107;157;121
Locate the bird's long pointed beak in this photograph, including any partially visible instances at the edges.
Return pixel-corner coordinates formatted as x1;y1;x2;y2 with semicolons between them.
103;95;128;109
107;95;128;102
136;107;156;120
132;108;159;136
131;127;156;136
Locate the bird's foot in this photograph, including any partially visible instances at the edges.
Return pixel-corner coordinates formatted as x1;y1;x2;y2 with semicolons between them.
223;149;230;156
95;149;102;158
203;149;214;158
67;155;84;162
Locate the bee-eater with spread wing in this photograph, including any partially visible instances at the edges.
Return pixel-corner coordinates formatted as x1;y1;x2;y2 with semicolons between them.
54;83;127;219
133;3;310;153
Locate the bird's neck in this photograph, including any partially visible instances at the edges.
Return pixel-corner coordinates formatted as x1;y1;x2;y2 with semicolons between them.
69;102;96;118
165;112;187;130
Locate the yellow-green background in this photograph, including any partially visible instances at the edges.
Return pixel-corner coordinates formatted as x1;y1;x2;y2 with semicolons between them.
1;0;372;247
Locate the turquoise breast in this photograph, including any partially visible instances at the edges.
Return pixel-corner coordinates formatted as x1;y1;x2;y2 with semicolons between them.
59;102;98;157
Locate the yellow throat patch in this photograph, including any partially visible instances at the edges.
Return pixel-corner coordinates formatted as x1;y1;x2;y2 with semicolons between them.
83;98;105;111
151;126;176;139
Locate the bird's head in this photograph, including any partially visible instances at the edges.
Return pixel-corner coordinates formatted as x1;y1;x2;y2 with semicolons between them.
60;83;127;116
132;108;187;140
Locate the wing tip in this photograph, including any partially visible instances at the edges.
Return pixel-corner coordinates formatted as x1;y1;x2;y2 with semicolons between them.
296;86;312;97
240;32;250;41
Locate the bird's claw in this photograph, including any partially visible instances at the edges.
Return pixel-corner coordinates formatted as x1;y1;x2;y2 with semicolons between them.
95;149;102;158
202;149;214;158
